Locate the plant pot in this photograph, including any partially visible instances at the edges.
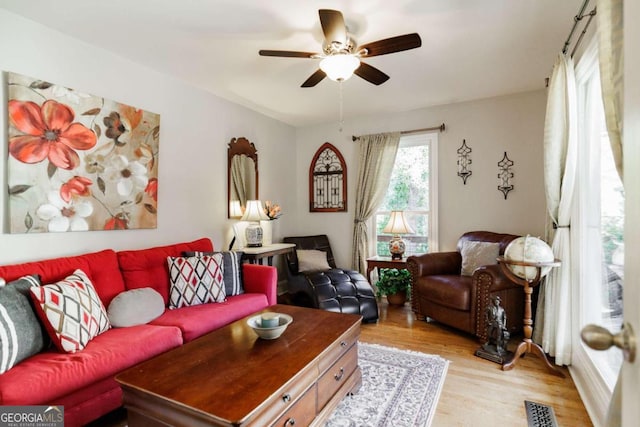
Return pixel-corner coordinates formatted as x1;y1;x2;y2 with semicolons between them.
386;292;407;306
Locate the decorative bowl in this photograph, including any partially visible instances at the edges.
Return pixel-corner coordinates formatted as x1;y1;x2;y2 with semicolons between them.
247;313;293;340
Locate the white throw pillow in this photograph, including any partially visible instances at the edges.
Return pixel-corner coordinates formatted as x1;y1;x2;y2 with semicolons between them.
108;287;165;327
460;241;500;276
297;249;331;273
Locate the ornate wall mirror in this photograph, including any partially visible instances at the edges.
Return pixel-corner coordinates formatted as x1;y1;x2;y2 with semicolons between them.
228;137;258;218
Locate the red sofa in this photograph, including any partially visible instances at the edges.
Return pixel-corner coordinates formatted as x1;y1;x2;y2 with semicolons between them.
0;238;277;426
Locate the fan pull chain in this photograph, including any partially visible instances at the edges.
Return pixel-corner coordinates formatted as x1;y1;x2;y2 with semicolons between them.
338;80;344;132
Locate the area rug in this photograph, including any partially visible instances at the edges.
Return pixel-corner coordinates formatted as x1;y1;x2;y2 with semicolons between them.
326;342;449;427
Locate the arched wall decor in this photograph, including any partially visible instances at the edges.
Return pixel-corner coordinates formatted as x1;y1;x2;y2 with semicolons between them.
309;142;347;212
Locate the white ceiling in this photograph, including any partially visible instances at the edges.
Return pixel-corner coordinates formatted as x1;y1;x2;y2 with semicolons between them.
0;0;582;127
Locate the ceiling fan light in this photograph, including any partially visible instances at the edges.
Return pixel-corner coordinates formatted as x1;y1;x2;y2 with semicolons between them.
319;54;360;82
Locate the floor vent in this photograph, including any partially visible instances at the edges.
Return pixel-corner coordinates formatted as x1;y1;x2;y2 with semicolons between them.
525;400;558;427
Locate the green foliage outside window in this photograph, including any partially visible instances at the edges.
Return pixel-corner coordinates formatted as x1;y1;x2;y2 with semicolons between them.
376;144;430;257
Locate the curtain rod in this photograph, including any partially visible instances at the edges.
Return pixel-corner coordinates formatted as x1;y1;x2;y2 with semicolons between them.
561;0;597;57
352;123;445;141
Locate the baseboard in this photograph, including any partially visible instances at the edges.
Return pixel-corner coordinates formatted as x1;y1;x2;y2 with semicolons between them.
568;346;611;427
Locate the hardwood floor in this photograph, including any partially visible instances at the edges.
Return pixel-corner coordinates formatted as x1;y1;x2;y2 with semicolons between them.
91;301;592;426
363;301;592;426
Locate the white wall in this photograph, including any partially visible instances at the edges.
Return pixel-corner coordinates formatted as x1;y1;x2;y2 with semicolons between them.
295;90;548;268
0;9;297;264
0;8;548;277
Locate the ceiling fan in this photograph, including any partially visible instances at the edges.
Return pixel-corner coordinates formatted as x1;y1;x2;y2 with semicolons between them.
259;9;422;87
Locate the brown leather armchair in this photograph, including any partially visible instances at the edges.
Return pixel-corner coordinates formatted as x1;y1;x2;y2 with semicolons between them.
407;231;524;341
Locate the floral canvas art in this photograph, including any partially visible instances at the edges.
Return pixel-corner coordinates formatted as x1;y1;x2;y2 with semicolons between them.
7;72;160;233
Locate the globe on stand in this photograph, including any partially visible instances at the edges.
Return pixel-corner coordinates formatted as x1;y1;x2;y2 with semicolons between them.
503;235;555;281
497;235;562;376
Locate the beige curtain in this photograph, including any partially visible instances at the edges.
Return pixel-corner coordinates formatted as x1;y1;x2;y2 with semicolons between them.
598;2;624;424
597;0;624;181
533;53;578;366
352;132;401;274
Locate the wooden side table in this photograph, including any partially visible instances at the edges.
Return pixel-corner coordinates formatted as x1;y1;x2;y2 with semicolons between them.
366;256;408;284
241;243;296;266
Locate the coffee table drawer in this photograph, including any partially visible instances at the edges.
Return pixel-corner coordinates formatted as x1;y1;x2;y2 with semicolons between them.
317;344;358;410
271;385;317;427
248;364;317;427
318;327;359;374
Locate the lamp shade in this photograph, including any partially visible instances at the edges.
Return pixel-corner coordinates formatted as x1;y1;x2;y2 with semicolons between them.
319;54;360;82
382;211;415;235
229;200;244;219
241;200;269;222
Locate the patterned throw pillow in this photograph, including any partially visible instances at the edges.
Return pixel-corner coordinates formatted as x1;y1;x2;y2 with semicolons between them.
30;269;111;353
0;275;44;373
182;251;244;296
167;255;226;309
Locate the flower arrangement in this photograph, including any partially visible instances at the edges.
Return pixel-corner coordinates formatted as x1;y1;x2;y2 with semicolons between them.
264;201;282;220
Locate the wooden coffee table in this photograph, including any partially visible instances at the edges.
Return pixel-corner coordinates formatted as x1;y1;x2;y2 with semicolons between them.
116;304;362;427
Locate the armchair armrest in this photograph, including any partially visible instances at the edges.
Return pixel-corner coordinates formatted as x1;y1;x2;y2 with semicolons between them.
472;264;517;292
242;264;277;306
406;252;462;277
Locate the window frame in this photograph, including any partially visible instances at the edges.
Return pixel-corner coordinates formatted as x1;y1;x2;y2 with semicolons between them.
371;132;439;257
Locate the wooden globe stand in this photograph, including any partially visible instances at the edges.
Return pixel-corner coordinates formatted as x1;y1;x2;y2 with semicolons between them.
497;256;564;377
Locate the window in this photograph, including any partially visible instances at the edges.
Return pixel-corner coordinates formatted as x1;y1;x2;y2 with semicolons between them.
374;132;438;257
574;39;624;390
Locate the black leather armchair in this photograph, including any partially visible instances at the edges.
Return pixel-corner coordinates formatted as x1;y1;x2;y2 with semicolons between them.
283;235;379;323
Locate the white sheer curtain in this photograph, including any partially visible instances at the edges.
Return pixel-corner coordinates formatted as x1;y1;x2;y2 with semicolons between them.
352;132;400;274
597;0;624;181
533;53;578;366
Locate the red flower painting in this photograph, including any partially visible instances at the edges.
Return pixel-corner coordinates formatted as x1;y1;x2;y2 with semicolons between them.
7;72;160;234
8;100;97;170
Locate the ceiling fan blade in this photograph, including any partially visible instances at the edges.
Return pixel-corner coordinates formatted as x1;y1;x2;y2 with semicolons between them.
259;50;317;58
319;9;347;45
354;62;390;85
301;69;327;87
359;33;422;57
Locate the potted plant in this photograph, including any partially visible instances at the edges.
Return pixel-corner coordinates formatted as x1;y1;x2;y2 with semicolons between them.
375;268;411;305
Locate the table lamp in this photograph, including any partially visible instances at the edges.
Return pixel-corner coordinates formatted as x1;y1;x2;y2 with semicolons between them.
383;211;414;260
241;200;269;247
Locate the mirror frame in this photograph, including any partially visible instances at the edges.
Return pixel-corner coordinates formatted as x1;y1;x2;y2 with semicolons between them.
228;137;259;218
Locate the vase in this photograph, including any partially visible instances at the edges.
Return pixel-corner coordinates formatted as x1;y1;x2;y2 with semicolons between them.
261;220;273;246
386;292;407;306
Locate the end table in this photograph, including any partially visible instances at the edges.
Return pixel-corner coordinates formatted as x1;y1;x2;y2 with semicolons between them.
366;256;408;285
